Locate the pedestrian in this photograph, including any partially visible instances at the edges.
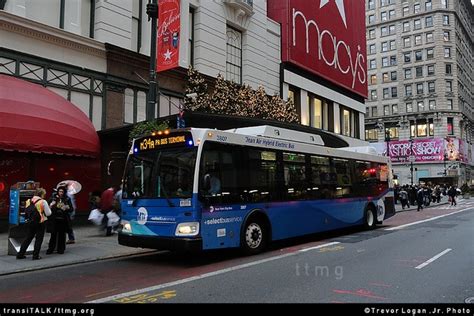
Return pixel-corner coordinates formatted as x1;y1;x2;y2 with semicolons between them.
100;186;119;236
66;190;76;244
46;186;73;254
448;185;457;206
417;186;424;212
399;186;409;210
16;188;52;260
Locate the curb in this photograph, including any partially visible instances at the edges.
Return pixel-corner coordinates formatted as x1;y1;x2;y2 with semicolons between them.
0;250;158;277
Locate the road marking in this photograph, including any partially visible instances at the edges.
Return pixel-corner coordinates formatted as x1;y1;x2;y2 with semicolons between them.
385;207;472;231
415;248;452;270
87;241;340;303
114;290;177;303
299;242;340;252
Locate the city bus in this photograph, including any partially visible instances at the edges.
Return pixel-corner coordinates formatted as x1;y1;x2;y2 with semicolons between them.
118;125;395;254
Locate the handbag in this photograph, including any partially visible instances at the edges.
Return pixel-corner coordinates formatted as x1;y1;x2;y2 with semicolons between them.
106;211;120;227
88;208;104;226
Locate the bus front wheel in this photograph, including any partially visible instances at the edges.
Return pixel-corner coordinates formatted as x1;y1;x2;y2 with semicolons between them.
364;206;377;229
241;218;267;255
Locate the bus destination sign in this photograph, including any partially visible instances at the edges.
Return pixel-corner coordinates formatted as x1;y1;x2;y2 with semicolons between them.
135;132;192;153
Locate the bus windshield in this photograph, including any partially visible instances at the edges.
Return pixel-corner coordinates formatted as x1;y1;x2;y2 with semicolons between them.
123;147;197;200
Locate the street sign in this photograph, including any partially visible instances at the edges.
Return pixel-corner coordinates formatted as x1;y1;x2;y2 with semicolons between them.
408;155;416;162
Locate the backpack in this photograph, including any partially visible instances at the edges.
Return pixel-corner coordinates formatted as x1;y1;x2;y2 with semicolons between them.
24;199;42;224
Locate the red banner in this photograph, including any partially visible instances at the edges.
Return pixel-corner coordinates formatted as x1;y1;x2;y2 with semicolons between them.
157;0;180;72
268;0;368;98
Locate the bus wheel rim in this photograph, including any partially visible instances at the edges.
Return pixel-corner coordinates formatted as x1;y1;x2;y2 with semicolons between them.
245;223;262;249
367;210;374;226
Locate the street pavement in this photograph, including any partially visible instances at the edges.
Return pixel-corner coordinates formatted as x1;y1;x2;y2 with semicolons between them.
0;195;453;277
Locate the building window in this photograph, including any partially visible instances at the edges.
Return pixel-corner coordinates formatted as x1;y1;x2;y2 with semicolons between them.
390;55;397;66
382;57;389;67
340;107;351;137
371;90;378;100
391;71;397;81
226;26;242;84
417;102;426;114
369;59;377;69
381;26;388;36
405;85;413;96
429;100;436;110
368;29;376;39
443;31;450;42
413;3;421;13
447;117;453;134
446;80;452;92
444;47;451;58
441;0;448;8
386;126;399;139
427;81;435;93
404;68;412;79
370;74;377;84
372;106;378;117
365;128;378;141
445;64;452;75
131;0;143;53
309;95;323;129
443;15;450;25
369;44;376;54
428;81;435;93
403;22;410;32
384;105;390;116
415;50;423;61
447;99;453;110
381;42;388;52
404;52;411;63
416;83;424;95
426;32;433;43
391;87;398;98
368;0;375;10
392;104;398;114
426;48;434;59
414;19;421;30
124;88;147;123
383;88;390;99
415;35;422;46
368;15;375;24
415;66;423;77
403;37;411;48
427;64;435;75
188;7;195;66
381;11;388;21
403;6;409;16
406;102;413;113
425;0;432;10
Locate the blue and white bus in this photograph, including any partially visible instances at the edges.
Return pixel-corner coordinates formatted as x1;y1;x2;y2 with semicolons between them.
119;125;395;254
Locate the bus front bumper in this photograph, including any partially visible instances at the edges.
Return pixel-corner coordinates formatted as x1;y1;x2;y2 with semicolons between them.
118;233;202;252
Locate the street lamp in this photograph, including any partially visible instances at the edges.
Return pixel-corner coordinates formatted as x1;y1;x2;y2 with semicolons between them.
409;136;415;186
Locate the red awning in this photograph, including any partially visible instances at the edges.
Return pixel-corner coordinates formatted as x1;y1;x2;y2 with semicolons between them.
0;75;100;157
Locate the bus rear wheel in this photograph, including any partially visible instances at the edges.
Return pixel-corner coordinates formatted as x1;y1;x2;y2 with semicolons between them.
364;207;377;229
241;218;267;255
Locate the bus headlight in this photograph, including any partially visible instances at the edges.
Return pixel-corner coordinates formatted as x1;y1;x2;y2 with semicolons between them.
121;220;132;233
175;222;199;236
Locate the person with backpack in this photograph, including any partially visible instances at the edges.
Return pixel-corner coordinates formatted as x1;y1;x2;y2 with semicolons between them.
17;188;52;260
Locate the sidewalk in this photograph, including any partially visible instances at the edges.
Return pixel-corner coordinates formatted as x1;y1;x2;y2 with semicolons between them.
0;223;155;276
394;195;450;213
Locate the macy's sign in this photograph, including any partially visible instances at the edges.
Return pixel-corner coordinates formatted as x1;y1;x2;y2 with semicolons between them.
292;9;366;92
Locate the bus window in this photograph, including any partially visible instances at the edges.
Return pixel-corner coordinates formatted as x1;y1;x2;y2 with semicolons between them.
283;152;308;200
309;155;335;199
333;158;352;198
199;142;240;204
245;149;277;203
